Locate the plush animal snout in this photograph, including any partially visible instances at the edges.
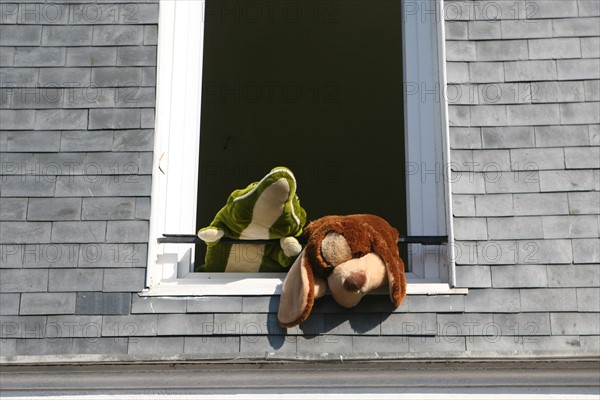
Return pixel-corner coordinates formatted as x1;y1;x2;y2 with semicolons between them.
343;272;367;291
327;253;388;308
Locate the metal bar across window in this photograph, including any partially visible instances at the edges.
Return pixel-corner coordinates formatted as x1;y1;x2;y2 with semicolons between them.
158;234;448;245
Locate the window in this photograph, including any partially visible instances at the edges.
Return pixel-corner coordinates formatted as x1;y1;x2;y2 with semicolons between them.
146;0;455;296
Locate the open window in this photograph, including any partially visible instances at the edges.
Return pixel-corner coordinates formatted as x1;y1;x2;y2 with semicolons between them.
146;0;454;296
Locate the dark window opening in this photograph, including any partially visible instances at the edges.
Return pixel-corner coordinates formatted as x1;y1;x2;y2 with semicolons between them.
195;0;406;270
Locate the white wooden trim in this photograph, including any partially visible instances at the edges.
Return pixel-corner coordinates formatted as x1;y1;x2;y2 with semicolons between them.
402;0;450;281
147;0;452;292
436;0;456;287
147;0;205;287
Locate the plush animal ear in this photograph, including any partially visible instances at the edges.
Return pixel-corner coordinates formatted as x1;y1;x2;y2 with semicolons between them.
385;256;407;308
364;216;407;308
277;250;316;328
371;234;407;307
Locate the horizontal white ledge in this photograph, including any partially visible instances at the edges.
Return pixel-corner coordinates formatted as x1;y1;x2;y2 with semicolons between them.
142;277;467;297
1;357;598;400
1;390;597;400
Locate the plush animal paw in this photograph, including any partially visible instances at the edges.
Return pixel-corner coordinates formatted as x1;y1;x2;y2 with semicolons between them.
197;227;224;243
280;237;302;257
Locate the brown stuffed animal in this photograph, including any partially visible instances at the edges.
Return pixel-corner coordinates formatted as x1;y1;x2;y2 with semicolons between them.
277;214;407;328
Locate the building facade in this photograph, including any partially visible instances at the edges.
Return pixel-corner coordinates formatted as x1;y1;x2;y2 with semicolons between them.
0;0;599;365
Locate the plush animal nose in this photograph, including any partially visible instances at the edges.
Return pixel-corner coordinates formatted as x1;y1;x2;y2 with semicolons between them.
343;272;367;291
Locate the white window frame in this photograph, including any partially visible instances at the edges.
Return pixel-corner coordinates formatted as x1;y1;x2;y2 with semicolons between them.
145;0;459;296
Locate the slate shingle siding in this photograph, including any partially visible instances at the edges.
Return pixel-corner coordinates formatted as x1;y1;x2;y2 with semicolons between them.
447;0;600;354
0;0;156;356
1;0;599;359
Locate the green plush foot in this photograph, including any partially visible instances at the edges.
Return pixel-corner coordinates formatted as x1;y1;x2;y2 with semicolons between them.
280;237;302;257
197;228;224;243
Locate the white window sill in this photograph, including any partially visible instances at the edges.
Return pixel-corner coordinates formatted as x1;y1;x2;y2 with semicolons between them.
141;273;468;297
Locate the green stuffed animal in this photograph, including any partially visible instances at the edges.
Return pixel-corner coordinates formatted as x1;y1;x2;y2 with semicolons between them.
197;167;307;272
